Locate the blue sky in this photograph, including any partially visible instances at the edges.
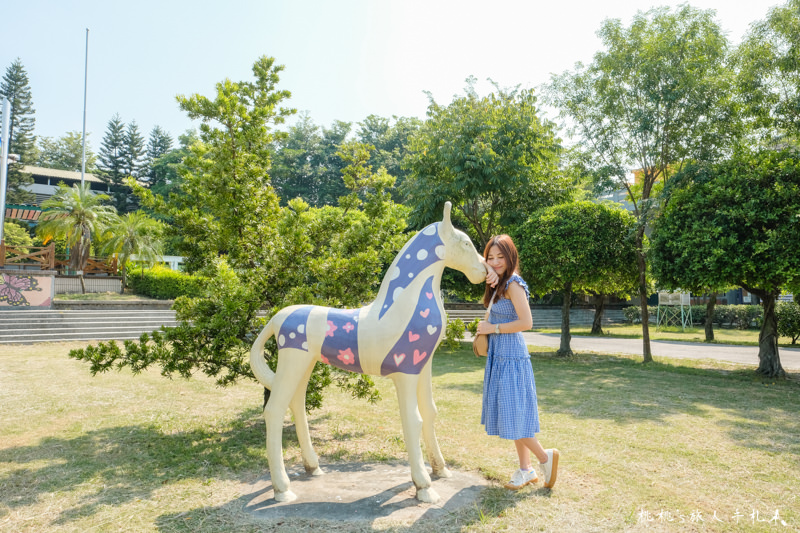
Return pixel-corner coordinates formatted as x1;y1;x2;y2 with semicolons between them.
1;0;772;151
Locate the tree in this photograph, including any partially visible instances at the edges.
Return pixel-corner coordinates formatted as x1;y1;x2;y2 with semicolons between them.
36;131;98;172
98;114;129;211
141;126;173;185
518;201;638;356
270;113;324;205
68;56;410;412
100;211;164;288
403;79;568;248
546;5;738;362
121;120;146;179
735;0;800;140
356;114;421;199
36;183;117;292
3;220;33;249
649;149;800;378
0;58;36;203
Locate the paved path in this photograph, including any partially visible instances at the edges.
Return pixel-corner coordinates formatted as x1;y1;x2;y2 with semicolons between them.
521;332;800;370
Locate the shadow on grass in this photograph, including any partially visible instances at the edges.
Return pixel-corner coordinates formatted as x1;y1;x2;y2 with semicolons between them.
0;407;272;525
437;346;800;459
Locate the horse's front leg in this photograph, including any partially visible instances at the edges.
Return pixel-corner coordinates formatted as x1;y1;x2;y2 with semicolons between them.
392;373;440;504
417;361;451;479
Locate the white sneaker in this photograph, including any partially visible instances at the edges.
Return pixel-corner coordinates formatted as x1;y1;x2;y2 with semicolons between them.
541;449;560;488
504;468;538;490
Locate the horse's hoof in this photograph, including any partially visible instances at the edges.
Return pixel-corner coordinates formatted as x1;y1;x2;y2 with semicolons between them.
308;466;324;476
416;487;441;504
274;489;297;502
433;467;452;479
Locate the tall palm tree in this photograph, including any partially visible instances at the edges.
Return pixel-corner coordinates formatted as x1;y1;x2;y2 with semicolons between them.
101;211;164;287
37;183;118;291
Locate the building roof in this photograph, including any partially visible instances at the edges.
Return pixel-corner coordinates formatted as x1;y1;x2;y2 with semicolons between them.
21;165;104;184
5;204;42;221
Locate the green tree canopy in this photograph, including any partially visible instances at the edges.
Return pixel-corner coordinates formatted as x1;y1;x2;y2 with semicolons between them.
518;201;638;355
0;58;35;203
141;125;173;185
546;5;737;362
403;79;567;248
650;149;800;378
36;183;117;277
70;56;411;412
36;131;97;172
100;211;164;287
735;0;800;140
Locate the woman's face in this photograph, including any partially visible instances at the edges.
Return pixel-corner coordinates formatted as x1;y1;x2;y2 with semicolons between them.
486;245;507;277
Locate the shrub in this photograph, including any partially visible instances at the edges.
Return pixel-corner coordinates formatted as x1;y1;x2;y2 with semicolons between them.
442;317;466;351
777;301;800;344
127;265;208;300
623;306;642;324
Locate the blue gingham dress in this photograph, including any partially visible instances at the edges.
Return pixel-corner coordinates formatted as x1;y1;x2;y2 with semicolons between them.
481;274;540;440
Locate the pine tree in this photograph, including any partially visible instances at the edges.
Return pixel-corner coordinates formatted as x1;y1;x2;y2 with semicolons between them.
0;59;36;204
98;114;125;185
98;114;130;212
121;120;145;179
143;125;173;185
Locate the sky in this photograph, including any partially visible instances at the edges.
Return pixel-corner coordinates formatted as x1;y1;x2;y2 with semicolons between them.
1;0;775;153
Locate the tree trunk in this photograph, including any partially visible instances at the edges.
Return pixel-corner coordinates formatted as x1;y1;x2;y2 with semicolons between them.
558;282;573;357
636;243;653;363
704;293;716;342
752;290;785;378
591;293;605;335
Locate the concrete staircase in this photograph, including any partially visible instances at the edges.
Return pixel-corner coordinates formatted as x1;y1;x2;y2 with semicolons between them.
0;301;626;345
0;301;177;344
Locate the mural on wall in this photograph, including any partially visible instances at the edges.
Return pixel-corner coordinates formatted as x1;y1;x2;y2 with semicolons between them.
0;273;52;308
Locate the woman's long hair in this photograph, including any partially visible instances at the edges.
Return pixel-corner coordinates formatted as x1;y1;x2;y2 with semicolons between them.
483;234;520;307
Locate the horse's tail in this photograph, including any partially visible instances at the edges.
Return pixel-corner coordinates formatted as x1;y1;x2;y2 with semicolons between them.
250;317;277;391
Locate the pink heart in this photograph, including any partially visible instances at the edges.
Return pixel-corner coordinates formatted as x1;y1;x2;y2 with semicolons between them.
420;308;430;318
413;350;427;365
408;331;420;342
426;292;433;299
393;353;406;366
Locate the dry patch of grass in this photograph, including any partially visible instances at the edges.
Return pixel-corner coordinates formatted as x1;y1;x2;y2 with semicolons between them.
1;341;798;531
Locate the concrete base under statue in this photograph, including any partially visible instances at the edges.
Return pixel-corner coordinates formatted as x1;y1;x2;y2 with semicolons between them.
242;462;489;524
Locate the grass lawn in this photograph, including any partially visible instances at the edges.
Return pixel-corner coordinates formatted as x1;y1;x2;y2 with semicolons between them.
1;341;798;532
535;324;800;348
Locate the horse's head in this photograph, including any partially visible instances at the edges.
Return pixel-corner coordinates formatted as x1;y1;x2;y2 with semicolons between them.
439;202;487;284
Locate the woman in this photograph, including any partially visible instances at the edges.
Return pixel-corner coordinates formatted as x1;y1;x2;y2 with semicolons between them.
476;234;559;490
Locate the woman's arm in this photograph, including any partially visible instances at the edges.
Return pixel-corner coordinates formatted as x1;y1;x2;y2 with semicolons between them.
476;280;532;334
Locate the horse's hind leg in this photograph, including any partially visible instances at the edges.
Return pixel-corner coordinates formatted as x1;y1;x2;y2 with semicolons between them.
289;362;323;477
393;374;440;504
418;362;451;479
264;350;315;502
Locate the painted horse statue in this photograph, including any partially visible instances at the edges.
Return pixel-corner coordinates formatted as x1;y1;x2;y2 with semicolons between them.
250;202;486;503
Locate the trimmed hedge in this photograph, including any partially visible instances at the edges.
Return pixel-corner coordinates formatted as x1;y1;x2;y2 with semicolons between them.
127;266;209;300
622;304;764;329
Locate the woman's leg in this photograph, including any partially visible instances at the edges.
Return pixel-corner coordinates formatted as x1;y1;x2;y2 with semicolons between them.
516;437;548;464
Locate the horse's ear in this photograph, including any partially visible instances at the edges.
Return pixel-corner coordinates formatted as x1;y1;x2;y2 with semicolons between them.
441;201;453;237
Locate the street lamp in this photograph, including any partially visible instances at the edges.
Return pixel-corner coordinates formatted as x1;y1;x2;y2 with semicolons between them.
0;97;11;251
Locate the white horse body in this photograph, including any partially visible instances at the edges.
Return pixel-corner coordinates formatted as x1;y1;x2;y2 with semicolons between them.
250;202;485;503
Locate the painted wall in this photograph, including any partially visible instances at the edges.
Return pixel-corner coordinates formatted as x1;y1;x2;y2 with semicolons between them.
0;270;55;309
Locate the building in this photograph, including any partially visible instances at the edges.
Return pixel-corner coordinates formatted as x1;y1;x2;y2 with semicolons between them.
21;165;110;205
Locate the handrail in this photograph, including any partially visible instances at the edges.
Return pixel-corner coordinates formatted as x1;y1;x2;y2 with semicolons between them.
0;242;56;269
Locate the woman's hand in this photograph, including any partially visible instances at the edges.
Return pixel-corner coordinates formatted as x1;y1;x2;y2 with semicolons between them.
477;320;496;335
484;263;499;287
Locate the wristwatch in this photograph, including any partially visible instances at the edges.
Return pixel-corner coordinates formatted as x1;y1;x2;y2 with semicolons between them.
495;324;501;335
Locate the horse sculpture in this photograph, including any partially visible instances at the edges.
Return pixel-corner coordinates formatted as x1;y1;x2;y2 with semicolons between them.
250;202;486;504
